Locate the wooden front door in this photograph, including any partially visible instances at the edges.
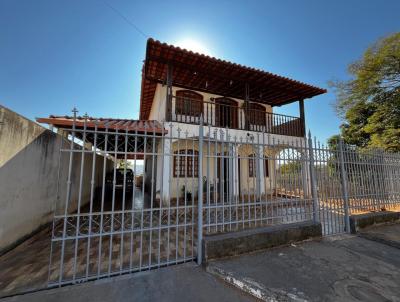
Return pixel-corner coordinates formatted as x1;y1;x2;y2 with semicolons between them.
215;98;238;129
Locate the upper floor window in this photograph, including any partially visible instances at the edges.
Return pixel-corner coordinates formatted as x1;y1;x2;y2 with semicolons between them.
247;103;266;126
173;149;199;177
175;90;203;117
215;97;238;128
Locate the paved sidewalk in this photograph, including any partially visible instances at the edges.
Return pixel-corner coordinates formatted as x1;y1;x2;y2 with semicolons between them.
207;234;400;301
1;263;254;302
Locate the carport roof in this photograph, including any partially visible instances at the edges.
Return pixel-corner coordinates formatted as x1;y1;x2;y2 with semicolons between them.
36;116;166;134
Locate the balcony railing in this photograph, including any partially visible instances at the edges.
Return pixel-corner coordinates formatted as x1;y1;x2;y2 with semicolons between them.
169;95;305;137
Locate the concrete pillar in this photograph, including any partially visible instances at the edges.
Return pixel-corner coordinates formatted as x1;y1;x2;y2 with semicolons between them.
160;138;172;205
257;145;266;197
233;145;240;196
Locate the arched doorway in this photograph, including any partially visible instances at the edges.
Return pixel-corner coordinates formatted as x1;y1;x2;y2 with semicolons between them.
215;97;238;129
273;146;308;199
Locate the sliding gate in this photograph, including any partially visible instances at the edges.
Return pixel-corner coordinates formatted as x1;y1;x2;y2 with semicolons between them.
48;116;198;286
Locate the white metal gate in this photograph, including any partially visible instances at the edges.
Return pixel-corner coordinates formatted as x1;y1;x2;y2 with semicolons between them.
48;113;198;286
48;111;400;286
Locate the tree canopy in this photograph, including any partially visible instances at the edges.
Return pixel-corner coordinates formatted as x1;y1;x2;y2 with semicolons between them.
330;32;400;152
279;161;301;174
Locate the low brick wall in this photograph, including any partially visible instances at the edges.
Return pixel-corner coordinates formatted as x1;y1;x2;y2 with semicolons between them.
202;221;322;262
350;211;400;234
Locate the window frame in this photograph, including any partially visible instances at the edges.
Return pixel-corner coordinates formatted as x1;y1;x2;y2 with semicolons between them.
175;90;204;117
248;154;256;178
248;154;269;178
173;149;199;177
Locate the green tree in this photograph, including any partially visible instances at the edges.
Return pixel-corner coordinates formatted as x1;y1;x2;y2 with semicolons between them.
118;159;133;169
329;32;400;152
279;161;301;174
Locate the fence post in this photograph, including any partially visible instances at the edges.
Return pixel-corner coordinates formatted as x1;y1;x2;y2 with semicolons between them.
338;137;351;233
197;115;204;265
307;131;320;223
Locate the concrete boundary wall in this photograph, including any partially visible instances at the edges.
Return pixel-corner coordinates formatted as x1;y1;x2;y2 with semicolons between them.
202;221;322;262
350;211;400;234
0;106;112;254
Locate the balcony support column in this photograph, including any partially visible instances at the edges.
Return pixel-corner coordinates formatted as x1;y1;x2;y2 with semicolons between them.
299;99;305;137
244;83;250;130
166;63;173;122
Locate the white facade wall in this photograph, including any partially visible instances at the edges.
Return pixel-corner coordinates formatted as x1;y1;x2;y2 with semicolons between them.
148;84;306;203
148;84;167;121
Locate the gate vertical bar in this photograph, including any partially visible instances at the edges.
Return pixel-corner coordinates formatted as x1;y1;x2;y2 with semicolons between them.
338;137;351;232
57;107;77;286
86;120;98;279
197;115;204;265
307;131;320;223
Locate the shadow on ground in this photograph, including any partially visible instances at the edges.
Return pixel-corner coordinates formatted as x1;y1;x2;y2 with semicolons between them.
208;233;400;301
1;263;253;302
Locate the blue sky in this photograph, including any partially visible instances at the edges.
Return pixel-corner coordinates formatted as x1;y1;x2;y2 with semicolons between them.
1;0;399;143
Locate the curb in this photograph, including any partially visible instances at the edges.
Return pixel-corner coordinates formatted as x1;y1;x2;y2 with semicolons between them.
206;264;309;302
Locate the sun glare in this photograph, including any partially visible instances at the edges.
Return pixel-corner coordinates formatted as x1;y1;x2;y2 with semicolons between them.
175;38;211;55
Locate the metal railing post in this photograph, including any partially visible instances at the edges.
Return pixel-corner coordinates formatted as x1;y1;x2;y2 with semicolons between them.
338;137;351;232
197;114;204;265
307;131;320;223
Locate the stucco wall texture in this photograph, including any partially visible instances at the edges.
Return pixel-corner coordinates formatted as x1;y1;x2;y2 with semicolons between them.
0;106;111;253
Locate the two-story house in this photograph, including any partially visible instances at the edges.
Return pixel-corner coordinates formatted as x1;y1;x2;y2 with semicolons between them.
34;38;327;285
140;39;326;204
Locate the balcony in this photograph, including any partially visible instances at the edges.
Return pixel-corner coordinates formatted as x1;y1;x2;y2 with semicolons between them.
169;95;305;137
